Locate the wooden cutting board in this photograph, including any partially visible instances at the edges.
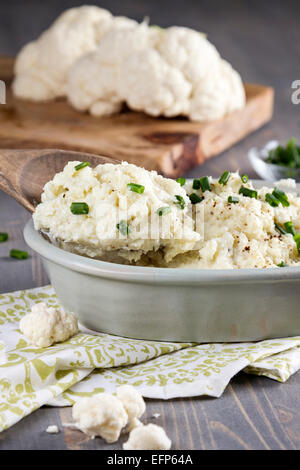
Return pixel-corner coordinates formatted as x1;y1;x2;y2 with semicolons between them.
0;57;274;178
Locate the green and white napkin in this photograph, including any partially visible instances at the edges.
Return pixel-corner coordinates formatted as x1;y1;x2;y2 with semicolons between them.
1;285;300;432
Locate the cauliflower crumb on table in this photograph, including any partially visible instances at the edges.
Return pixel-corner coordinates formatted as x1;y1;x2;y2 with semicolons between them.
71;386;171;450
46;425;59;434
123;423;172;450
72;394;128;443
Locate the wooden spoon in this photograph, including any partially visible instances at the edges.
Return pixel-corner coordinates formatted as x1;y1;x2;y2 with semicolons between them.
0;148;118;213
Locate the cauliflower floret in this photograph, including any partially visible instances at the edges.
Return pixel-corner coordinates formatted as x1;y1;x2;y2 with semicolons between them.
46;425;59;434
189;60;245;121
33;160;201;264
116;385;146;429
72;395;128;442
13;6;137;101
67;21;245;121
19;302;78;347
123;424;171;450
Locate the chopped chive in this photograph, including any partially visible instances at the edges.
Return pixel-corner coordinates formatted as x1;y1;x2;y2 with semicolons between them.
218;171;230;185
228;196;239;204
275;223;287;235
272;187;290;207
176;177;186;187
284;221;296;236
239;186;258;199
199;176;211;192
70;202;89;215
174;195;185;209
277;261;289;267
241;174;249;183
127;183;145;194
192;179;201;190
294;234;300;253
75;161;91;171
10;249;28;260
117;220;130;235
189;193;204;205
157;206;171;216
265;193;280;207
0;232;8;242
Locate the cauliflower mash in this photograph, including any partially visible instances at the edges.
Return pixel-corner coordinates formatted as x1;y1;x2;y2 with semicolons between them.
167;174;300;269
33;161;201;264
33;162;300;269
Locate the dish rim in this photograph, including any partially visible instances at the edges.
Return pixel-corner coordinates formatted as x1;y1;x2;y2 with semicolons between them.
24;218;300;285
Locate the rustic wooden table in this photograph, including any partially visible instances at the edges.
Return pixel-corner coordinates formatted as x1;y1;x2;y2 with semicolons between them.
1;0;300;450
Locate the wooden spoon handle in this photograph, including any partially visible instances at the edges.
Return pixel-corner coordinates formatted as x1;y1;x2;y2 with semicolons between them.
0;148;117;213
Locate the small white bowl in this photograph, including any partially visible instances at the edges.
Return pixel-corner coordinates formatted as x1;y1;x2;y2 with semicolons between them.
249;141;300;181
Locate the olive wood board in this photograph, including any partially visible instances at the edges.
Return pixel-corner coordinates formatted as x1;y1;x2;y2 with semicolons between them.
0;57;274;178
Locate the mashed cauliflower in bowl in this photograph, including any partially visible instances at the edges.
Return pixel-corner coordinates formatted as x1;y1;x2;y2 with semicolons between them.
25;161;300;342
33;162;300;270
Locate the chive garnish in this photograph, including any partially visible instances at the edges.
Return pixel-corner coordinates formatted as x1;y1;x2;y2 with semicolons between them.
241;174;248;183
157;206;171;216
117;220;130;235
10;249;28;260
75;161;91;171
174;195;185;209
239;186;258;199
228;196;239;204
176;177;186;187
275;223;287;235
284;221;296;236
272;187;290;207
265;193;280;207
199;176;211;192
70;202;89;215
219;171;230;185
0;232;8;242
277;262;289;267
294;234;300;253
189;193;204;205
266;138;300;169
127;183;145;194
192;179;201;190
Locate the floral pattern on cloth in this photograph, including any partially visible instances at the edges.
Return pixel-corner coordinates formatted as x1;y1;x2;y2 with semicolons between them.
1;285;300;431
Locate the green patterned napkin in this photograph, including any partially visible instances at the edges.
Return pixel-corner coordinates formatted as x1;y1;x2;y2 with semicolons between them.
1;285;300;432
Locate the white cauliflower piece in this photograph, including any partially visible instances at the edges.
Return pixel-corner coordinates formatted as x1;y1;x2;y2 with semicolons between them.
13;6;137;101
116;385;146;429
189;60;245;121
46;425;59;434
123;423;171;450
19;302;78;347
67;22;245;121
33;160;201;264
72;395;128;442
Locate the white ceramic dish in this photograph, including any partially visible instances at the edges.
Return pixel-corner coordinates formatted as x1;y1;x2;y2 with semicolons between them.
24;180;300;342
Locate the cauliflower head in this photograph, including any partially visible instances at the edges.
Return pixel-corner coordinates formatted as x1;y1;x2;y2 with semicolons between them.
72;394;128;442
116;385;146;429
13;6;137;101
19;302;78;347
67;22;245;121
123;423;172;450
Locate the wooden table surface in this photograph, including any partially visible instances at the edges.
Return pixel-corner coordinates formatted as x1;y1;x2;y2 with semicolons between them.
1;0;300;450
